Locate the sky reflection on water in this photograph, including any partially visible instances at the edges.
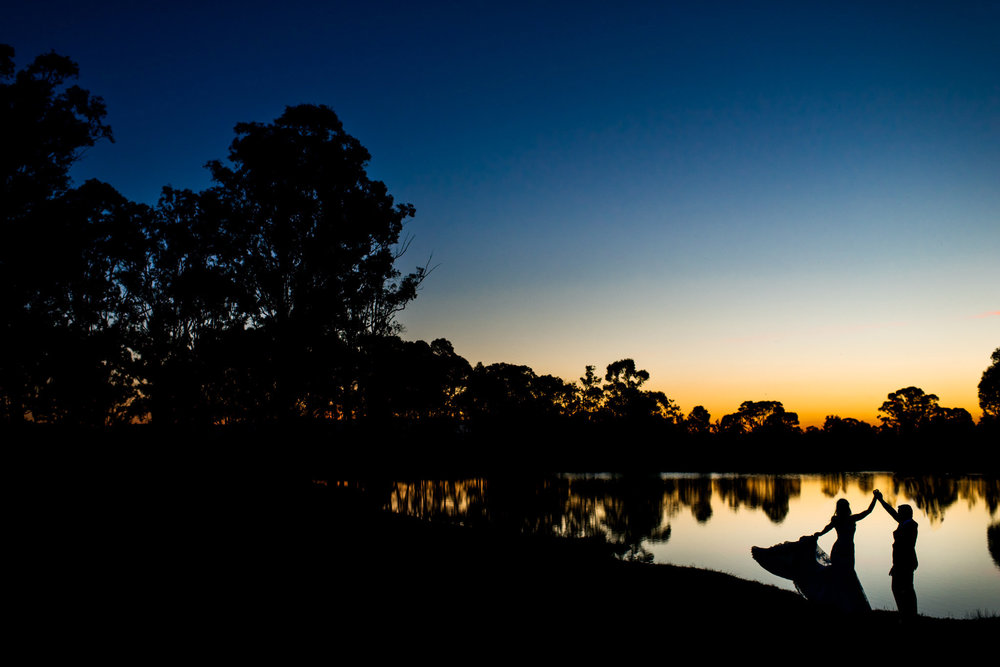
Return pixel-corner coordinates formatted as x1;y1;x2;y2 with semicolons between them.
649;473;998;619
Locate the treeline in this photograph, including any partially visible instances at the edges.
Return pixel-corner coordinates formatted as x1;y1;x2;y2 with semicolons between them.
1;47;996;471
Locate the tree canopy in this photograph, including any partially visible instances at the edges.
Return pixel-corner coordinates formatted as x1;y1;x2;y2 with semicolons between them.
718;400;799;436
204;104;427;342
0;45;131;424
979;348;1000;422
877;386;940;436
135;104;433;423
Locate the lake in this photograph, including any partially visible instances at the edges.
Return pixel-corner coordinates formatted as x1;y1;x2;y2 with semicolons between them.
367;472;1000;619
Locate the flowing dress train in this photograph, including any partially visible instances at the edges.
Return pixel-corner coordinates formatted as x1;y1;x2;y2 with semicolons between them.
751;534;870;613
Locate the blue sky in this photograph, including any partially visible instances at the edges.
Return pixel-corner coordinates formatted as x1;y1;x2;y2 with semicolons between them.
7;1;999;424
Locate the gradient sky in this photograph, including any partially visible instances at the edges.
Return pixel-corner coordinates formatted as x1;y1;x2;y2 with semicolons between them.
7;1;999;426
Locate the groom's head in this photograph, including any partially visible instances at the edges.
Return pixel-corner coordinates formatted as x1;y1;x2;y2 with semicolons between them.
898;504;913;521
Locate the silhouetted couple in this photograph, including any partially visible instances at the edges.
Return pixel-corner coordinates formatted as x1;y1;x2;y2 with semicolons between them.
752;489;918;617
813;489;919;617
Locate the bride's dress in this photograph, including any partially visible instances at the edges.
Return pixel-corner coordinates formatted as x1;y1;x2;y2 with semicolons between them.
751;535;870;613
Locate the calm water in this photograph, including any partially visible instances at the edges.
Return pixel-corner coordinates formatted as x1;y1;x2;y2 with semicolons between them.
371;473;1000;619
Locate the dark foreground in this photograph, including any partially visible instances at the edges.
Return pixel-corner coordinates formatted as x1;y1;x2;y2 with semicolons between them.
117;479;1000;653
17;445;998;658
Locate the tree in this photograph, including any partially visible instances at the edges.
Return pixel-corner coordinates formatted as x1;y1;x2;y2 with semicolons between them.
133;186;247;425
979;348;1000;422
822;416;875;439
719;400;799;436
602;359;649;419
0;46;112;227
359;336;471;421
686;406;712;435
0;46;139;425
877;386;939;436
928;407;975;435
461;362;574;423
644;390;684;424
588;359;681;424
185;104;431;421
206;104;427;338
575;365;605;419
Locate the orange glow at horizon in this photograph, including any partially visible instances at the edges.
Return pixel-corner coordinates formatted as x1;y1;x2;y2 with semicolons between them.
421;316;994;429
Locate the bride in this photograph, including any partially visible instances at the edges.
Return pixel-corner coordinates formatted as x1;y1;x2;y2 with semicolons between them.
752;490;878;613
815;494;878;571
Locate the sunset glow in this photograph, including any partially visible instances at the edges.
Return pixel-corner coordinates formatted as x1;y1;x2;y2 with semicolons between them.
8;2;998;427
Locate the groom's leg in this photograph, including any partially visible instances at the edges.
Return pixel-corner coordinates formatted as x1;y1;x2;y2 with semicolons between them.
891;570;917;617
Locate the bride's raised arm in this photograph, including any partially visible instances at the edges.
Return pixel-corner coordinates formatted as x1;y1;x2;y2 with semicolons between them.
852;492;878;521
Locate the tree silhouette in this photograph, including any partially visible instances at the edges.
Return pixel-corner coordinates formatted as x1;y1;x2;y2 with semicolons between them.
32;182;149;424
719;400;799;436
878;386;940;436
170;104;432;422
929;406;975;432
0;46;112;225
0;46;140;425
601;359;679;422
206;104;427;339
575;365;604;420
461;362;574;423
359;336;471;421
686;405;712;435
821;416;876;441
979;348;1000;424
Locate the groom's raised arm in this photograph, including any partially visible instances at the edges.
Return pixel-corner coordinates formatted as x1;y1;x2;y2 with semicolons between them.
875;490;900;522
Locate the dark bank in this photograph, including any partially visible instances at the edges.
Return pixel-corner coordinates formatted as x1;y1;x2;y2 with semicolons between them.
177;471;1000;650
18;432;998;653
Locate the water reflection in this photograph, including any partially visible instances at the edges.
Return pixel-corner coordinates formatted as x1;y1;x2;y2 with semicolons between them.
990;523;1000;569
366;473;1000;593
378;474;1000;530
891;475;1000;522
678;476;713;523
594;476;671;562
818;473;876;498
713;475;801;523
387;475;673;559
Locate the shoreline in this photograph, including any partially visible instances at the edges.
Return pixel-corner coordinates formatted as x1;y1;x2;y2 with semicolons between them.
283;482;998;640
20;460;996;655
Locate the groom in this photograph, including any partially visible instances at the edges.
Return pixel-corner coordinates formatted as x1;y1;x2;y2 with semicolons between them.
874;489;918;619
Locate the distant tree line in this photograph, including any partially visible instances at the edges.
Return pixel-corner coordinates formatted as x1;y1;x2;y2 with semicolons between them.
1;47;996;470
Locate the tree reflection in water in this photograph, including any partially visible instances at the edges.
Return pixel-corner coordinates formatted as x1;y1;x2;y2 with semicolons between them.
676;476;713;523
713;476;800;523
989;523;1000;570
367;474;1000;565
818;473;876;499
593;475;671;562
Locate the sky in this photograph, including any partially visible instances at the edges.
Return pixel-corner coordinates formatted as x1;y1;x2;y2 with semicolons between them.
7;1;999;426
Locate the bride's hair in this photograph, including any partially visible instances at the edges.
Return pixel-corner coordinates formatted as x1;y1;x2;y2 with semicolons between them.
832;498;851;520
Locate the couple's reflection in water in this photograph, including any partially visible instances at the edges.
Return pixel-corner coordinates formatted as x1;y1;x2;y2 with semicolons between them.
753;489;918;618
